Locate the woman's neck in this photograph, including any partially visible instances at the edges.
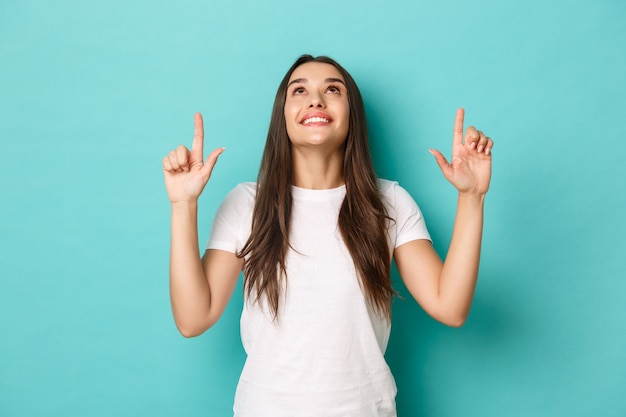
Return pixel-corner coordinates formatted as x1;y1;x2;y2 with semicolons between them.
291;148;344;189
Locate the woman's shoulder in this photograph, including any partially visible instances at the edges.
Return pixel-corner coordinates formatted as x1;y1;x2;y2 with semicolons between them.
376;178;419;208
376;178;402;198
231;181;257;197
219;182;257;210
376;178;397;191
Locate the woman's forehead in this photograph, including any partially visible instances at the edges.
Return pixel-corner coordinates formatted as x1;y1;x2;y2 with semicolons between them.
288;62;344;83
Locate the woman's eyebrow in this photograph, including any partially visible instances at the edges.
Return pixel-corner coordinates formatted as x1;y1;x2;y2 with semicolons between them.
287;78;307;88
325;77;346;85
287;77;346;88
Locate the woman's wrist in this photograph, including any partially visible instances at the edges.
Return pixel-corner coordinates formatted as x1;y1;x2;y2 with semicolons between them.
171;199;199;209
457;191;486;206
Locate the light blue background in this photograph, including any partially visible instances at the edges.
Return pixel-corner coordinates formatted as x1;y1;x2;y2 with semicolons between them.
1;0;624;416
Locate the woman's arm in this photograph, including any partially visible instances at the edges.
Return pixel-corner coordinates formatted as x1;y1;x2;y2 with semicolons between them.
394;108;493;327
164;113;242;337
169;202;242;337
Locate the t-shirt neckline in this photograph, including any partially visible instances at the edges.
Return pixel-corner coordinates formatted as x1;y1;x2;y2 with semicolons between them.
290;184;346;201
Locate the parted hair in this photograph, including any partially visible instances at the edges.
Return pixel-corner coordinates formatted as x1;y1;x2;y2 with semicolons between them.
238;54;394;320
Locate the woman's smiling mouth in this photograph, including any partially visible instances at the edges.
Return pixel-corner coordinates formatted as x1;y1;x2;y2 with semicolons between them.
301;113;333;125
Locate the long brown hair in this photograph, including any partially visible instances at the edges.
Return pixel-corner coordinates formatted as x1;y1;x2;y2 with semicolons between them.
239;55;394;320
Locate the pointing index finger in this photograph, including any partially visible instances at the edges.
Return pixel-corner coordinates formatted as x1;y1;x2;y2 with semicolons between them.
453;108;464;146
191;112;204;158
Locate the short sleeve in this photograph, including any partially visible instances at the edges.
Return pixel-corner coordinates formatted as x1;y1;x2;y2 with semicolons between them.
378;179;431;249
206;183;256;254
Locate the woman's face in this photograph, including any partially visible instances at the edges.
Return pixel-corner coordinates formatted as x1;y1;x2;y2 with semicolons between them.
284;62;350;152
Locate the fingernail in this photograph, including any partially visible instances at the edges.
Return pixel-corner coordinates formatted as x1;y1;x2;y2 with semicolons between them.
486;148;491;155
478;145;484;152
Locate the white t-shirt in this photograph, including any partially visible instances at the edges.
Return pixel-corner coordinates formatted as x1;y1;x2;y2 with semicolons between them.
207;179;430;417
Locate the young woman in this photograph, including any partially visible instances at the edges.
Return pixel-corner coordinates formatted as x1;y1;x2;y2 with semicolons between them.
162;55;493;416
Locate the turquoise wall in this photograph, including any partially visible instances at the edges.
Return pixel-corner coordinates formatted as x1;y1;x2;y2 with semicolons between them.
1;0;624;415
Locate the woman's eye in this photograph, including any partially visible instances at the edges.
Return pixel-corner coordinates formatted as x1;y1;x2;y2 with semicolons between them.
326;85;341;94
293;87;305;95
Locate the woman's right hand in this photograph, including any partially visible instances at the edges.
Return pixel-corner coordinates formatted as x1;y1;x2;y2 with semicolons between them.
162;113;225;204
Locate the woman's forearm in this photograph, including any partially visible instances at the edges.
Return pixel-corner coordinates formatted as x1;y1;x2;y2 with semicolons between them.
438;192;485;325
169;200;212;336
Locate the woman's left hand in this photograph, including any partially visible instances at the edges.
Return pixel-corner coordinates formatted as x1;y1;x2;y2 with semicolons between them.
429;108;493;195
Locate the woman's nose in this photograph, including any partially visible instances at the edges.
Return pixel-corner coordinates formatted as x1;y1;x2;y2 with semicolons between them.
308;93;325;108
